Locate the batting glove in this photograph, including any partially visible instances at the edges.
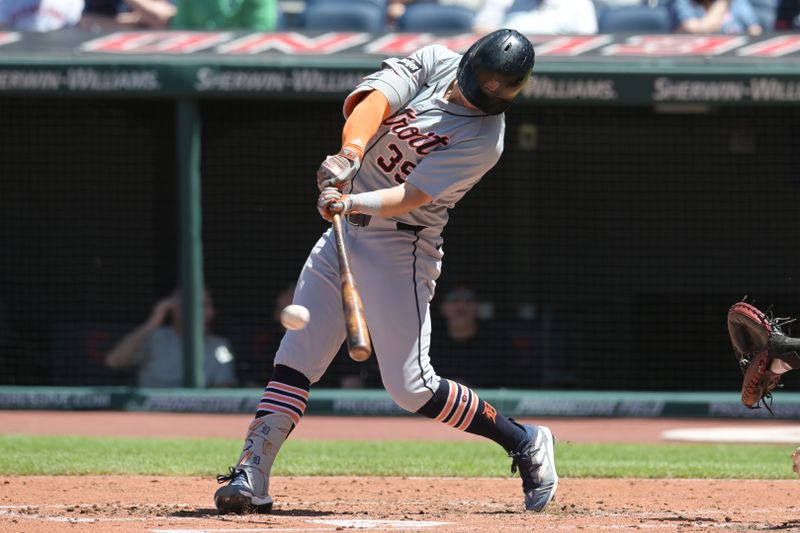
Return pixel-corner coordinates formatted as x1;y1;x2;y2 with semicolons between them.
316;148;361;191
317;187;353;222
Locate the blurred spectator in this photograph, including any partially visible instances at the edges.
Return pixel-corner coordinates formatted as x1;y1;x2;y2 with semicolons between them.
387;0;409;27
776;0;800;28
507;303;574;389
171;0;279;30
105;288;238;388
388;0;482;29
596;2;673;33
474;0;598;35
81;0;279;30
593;0;642;10
671;0;763;35
317;343;380;389
82;0;122;17
237;282;380;389
0;0;85;31
80;0;125;29
431;283;513;388
125;0;175;27
750;0;778;29
315;344;380;389
236;282;295;388
80;0;176;30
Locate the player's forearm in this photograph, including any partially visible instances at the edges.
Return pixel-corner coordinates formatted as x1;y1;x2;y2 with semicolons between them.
473;0;506;33
350;183;431;217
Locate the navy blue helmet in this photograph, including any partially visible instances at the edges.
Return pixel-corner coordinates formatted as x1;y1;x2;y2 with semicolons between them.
457;29;535;115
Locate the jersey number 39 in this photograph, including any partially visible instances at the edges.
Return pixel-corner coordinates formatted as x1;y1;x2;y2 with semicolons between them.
377;143;416;184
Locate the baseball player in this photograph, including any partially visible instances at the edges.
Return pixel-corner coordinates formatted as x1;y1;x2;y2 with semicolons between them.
214;29;557;514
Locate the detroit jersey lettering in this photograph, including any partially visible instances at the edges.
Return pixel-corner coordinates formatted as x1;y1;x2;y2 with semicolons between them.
343;44;506;233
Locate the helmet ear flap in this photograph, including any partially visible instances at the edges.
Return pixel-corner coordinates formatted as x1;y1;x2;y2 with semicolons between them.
456;29;535;115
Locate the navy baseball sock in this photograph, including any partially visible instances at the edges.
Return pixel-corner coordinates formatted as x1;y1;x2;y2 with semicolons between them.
254;364;311;426
416;378;528;452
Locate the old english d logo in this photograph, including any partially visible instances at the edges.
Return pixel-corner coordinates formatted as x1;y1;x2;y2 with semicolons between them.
483;401;497;424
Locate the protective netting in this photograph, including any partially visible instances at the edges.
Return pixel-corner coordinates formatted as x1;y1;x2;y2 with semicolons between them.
2;97;799;391
0;98;176;385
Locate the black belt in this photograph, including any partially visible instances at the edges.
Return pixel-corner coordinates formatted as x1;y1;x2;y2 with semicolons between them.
346;213;426;233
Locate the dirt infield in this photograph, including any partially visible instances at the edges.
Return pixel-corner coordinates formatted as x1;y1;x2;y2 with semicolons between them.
2;412;800;532
2;476;799;532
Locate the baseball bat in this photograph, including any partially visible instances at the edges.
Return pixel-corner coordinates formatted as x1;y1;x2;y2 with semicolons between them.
331;213;372;362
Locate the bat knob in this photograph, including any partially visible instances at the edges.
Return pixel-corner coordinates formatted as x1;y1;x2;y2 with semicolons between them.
349;345;371;362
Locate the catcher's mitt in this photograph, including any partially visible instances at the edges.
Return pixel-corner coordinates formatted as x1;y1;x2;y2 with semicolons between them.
727;301;800;413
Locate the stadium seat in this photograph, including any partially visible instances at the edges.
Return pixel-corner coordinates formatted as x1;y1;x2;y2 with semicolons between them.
396;4;475;32
303;0;387;9
302;0;386;31
597;5;673;33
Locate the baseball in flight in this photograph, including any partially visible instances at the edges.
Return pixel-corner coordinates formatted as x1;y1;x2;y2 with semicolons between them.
280;304;310;330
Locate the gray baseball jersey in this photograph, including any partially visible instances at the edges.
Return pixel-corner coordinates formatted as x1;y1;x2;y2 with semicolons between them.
275;45;508;412
344;44;505;233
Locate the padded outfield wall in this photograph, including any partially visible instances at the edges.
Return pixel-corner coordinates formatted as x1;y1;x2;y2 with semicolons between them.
0;31;799;413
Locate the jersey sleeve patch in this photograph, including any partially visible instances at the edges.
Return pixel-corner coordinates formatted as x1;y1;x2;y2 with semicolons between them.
397;57;423;74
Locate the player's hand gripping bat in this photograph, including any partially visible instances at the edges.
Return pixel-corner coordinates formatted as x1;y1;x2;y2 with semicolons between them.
331;213;372;361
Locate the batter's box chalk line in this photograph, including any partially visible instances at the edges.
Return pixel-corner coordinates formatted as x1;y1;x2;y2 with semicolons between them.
151;519;452;533
310;519;450;528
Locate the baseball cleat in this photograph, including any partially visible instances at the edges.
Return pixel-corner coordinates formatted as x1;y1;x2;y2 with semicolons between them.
214;467;273;514
510;424;558;512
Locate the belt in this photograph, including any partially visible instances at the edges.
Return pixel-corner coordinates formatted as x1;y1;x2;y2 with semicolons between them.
346;213;426;233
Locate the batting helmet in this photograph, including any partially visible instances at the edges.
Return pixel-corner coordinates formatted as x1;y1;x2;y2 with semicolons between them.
457;29;535;115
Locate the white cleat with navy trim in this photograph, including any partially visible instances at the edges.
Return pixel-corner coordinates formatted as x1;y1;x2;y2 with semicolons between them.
509;424;558;512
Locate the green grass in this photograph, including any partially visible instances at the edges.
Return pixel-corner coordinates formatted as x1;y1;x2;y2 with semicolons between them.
0;435;795;479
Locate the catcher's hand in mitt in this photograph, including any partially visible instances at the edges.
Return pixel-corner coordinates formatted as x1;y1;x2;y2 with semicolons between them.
727;301;800;413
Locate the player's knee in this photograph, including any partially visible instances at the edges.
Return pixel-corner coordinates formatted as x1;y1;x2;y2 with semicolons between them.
383;377;438;413
390;392;429;413
274;350;327;384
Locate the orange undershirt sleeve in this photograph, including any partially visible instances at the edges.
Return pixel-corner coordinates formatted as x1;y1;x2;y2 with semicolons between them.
341;90;391;159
